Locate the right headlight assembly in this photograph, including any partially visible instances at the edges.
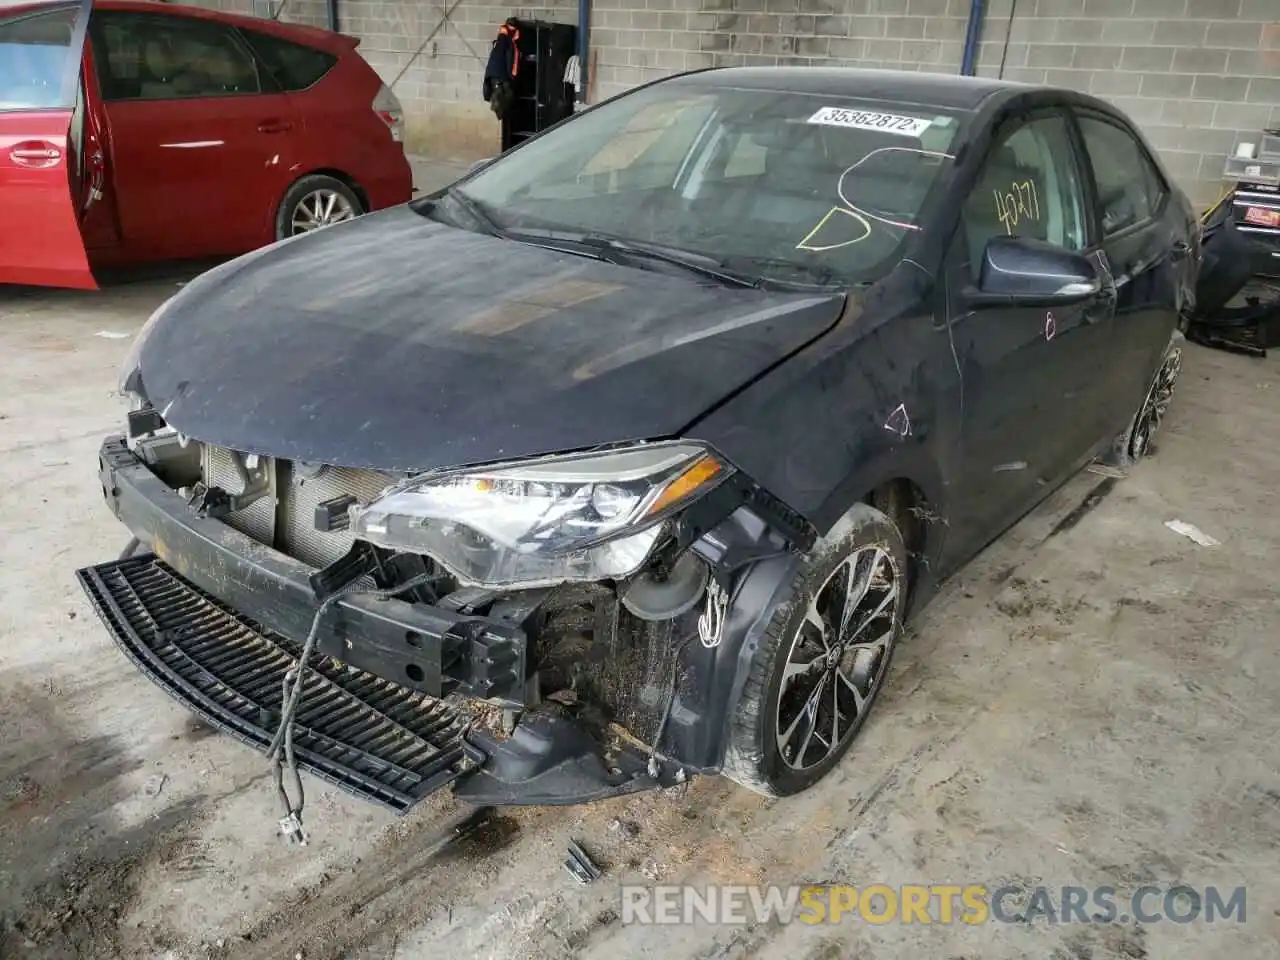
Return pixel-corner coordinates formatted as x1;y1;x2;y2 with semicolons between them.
349;442;733;588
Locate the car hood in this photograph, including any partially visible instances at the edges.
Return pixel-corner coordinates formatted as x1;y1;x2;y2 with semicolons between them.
132;207;846;473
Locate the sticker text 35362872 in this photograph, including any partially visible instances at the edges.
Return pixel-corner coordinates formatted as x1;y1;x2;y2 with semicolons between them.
806;106;932;137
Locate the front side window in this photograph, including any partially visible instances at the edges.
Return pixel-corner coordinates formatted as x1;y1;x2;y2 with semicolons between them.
437;81;965;286
959;112;1087;279
1077;115;1166;237
0;6;78;111
93;12;260;101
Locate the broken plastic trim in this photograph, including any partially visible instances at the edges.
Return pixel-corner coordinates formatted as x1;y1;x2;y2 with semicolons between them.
76;554;481;812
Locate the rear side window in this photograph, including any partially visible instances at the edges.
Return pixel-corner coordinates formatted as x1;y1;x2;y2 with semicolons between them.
93;11;261;101
0;7;77;110
1077;115;1168;237
240;30;336;91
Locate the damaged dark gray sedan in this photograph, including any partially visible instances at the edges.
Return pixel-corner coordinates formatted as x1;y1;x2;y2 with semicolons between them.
80;68;1197;831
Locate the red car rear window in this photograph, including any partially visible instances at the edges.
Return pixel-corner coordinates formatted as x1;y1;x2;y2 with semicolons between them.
240;29;336;92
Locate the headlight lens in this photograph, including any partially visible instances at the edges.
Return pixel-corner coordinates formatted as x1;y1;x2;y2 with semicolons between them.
350;443;732;587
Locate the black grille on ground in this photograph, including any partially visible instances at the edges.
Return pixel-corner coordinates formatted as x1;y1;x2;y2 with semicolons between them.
76;554;481;812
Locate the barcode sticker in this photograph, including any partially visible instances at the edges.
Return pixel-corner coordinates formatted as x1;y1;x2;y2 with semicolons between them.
807;106;932;137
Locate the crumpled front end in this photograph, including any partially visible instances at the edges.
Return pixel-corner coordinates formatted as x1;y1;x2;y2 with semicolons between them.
79;414;812;812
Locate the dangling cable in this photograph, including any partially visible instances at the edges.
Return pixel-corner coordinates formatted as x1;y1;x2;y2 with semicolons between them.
269;569;436;844
996;0;1018;80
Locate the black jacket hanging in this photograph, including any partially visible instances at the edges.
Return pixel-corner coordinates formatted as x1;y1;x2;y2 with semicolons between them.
483;20;520;113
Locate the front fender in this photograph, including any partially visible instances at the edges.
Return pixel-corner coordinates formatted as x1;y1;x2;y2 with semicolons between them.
687;266;961;584
659;514;802;773
813;437;950;609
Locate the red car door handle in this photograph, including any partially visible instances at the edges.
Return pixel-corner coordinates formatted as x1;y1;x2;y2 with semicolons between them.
257;120;293;134
9;143;63;168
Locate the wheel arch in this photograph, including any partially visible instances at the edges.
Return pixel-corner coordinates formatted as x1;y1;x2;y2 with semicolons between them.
274;169;370;226
667;471;941;777
714;499;910;792
864;476;934;602
812;444;950;614
305;168;370;211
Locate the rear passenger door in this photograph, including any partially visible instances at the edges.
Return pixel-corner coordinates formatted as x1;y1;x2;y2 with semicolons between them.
1073;112;1185;428
89;9;299;258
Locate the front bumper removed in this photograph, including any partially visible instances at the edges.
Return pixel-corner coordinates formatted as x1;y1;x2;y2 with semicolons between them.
78;437;679;810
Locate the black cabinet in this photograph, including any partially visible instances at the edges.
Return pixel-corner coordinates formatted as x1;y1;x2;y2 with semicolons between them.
501;19;577;153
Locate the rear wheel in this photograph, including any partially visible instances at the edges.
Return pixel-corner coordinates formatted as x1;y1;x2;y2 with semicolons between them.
1110;331;1184;467
275;175;363;241
722;503;908;797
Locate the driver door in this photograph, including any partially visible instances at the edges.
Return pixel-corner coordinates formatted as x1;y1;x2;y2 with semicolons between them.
943;108;1116;564
0;0;97;289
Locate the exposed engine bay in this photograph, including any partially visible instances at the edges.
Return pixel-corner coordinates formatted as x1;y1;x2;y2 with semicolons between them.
148;432;743;724
82;409;813;830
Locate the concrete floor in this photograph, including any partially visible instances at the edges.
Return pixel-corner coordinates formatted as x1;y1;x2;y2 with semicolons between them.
409;154;473;196
1;256;1279;959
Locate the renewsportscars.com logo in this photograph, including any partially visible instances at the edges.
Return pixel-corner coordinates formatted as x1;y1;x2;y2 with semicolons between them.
620;884;1248;926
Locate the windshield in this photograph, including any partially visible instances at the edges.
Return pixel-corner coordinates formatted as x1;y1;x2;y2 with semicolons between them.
443;80;963;287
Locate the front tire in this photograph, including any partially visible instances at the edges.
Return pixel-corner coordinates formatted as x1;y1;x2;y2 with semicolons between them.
722;503;908;797
275;175;363;241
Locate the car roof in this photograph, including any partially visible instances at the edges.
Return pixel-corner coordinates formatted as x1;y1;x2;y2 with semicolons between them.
2;0;353;52
97;0;352;47
672;66;1034;112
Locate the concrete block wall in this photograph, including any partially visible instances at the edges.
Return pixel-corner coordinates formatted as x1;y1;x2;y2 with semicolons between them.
198;0;329;29
590;0;1279;208
335;0;577;156
187;0;1280;206
588;0;972;101
970;0;1280;210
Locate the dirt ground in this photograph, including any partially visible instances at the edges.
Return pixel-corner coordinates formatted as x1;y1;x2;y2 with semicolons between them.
2;261;1280;959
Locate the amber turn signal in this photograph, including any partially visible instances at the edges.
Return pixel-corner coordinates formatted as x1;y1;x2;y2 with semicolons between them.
644;455;724;518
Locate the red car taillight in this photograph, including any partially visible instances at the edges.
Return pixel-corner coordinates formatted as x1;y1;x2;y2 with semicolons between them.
373;84;405;143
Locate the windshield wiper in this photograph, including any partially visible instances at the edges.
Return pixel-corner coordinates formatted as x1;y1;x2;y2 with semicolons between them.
509;230;760;288
443;214;829;290
718;255;842;289
584;235;761;288
445;187;505;237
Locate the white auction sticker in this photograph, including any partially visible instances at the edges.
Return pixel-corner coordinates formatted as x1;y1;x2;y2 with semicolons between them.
807;106;932;137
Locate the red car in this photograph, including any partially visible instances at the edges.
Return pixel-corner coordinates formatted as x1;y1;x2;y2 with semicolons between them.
0;0;412;289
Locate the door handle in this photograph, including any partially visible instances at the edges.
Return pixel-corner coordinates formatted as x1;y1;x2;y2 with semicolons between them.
257;119;293;134
1083;288;1117;324
1170;240;1191;261
9;143;62;168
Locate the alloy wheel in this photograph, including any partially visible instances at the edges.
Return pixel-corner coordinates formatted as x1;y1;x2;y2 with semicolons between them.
775;545;901;771
1128;345;1182;460
290;189;357;235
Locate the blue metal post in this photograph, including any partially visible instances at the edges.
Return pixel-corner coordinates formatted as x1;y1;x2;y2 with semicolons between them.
960;0;984;77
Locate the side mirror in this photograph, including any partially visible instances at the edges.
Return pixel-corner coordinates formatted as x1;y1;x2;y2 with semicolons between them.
970;235;1101;305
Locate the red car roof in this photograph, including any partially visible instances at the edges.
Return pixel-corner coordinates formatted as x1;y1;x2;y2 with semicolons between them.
3;0;359;52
